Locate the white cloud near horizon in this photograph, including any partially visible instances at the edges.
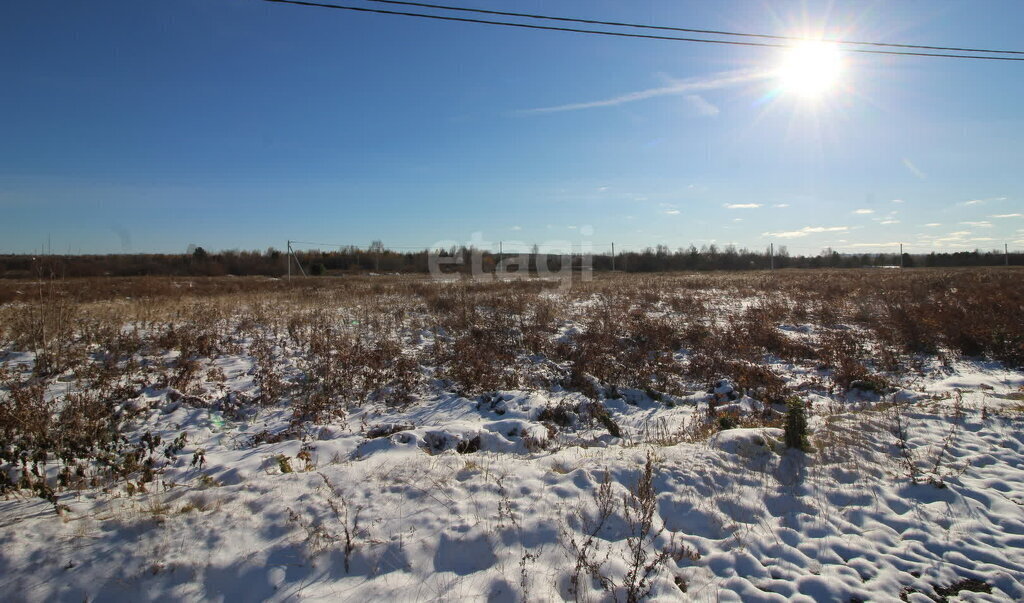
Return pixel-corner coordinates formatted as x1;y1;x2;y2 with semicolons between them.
991;213;1023;218
854;209;874;214
519;69;767;114
725;203;762;209
762;226;849;238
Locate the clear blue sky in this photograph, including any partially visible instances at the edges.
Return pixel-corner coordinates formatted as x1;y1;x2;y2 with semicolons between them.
2;0;1022;255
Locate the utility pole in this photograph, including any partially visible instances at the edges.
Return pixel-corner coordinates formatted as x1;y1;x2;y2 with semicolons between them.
899;243;904;269
770;242;774;271
287;240;291;281
287;240;306;280
1006;243;1010;266
498;241;502;274
611;242;615;272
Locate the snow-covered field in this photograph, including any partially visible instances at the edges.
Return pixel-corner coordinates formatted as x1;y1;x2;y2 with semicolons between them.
2;272;1023;601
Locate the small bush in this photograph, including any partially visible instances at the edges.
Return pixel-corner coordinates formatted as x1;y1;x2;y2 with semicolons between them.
784;397;810;452
537;403;576;428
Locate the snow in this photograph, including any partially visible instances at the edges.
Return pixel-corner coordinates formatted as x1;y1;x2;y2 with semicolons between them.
3;314;1024;600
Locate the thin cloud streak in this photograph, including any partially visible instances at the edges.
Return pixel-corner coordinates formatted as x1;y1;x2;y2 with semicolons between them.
519;69;767;114
762;226;849;239
684;94;720;117
902;158;927;180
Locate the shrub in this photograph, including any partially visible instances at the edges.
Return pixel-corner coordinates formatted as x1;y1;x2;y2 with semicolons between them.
537;403;576;428
784;397;810;452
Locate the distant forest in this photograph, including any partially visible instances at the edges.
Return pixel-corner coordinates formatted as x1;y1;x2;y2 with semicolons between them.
1;244;1020;278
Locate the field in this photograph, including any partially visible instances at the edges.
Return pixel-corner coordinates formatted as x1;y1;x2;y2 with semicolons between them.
2;269;1024;602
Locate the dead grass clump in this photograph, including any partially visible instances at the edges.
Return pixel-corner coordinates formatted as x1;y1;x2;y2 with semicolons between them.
736;306;815;362
537;402;577;428
250;334;286;406
434;309;526;395
293;319;421;422
0;374;164;502
563;456;698;602
556;298;686;396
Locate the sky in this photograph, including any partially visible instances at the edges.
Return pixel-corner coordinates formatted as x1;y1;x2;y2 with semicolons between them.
1;0;1022;255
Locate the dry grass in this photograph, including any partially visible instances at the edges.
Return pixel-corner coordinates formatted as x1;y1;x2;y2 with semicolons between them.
1;268;1022;500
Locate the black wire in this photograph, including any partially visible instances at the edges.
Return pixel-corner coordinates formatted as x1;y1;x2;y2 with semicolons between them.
367;0;1024;56
261;0;1024;61
290;240;625;250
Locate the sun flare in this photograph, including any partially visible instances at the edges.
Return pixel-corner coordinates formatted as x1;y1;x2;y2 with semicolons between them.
776;41;844;99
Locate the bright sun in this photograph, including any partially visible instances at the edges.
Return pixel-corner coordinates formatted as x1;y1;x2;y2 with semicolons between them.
776;41;844;99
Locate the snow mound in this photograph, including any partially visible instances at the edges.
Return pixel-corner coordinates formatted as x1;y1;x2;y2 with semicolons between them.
708;427;784;457
353;419;549;459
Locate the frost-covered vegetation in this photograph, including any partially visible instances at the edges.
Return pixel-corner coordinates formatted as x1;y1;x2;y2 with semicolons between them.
1;269;1023;601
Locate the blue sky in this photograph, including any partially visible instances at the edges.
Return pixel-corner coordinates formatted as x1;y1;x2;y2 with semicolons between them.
2;0;1022;255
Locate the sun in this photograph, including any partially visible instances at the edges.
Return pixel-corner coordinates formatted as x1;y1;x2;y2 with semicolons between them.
776;41;844;99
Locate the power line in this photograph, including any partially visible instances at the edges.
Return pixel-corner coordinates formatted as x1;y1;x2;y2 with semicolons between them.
289;239;625;250
367;0;1024;56
261;0;1024;61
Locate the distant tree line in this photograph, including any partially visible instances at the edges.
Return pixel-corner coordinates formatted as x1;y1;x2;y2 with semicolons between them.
0;244;1019;278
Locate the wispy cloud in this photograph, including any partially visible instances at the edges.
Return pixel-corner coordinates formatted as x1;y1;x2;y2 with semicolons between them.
725;203;762;209
772;203;790;208
991;213;1023;218
684;94;720;117
854;209;874;214
520;68;766;114
891;199;904;204
880;219;900;225
664;209;680;215
762;226;849;238
925;223;942;227
961;221;992;227
849;242;901;248
510;225;522;231
902;158;927;180
961;199;985;206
